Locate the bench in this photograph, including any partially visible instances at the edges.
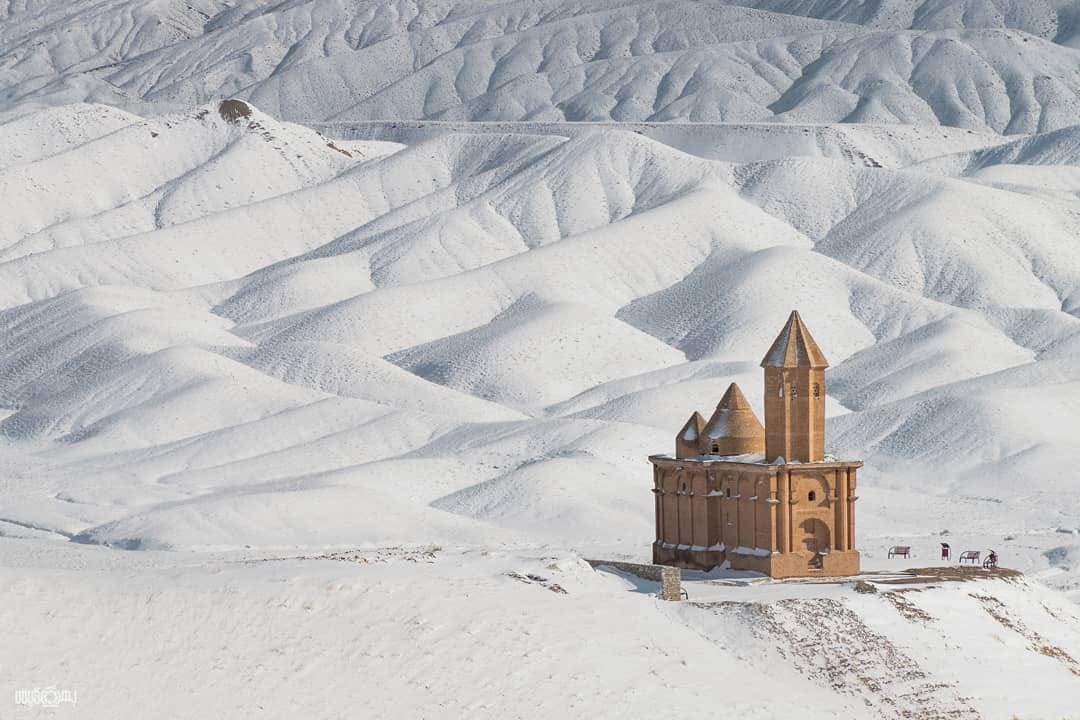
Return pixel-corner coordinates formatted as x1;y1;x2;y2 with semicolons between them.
888;546;911;558
959;550;980;564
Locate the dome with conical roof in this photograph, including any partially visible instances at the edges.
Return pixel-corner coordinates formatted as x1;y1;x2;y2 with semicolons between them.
675;411;706;459
703;383;765;456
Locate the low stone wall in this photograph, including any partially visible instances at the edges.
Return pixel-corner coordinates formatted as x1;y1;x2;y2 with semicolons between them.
586;559;682;601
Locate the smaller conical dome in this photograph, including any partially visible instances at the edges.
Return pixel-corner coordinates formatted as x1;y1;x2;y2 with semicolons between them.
703;383;765;456
675;412;707;459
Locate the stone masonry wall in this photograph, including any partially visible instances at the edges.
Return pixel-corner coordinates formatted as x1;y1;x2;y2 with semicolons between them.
586;559;682;601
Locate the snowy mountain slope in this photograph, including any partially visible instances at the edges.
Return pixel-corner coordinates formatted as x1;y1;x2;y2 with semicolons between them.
965;121;1080;169
1;100;1078;562
343;28;1080;131
731;0;1080;43
7;0;1080;133
0;0;231;105
735;158;1080;310
317;119;1006;169
0;103;139;169
0;107;400;261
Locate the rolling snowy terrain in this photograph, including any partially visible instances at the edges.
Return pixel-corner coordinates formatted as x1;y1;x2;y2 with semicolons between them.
2;1;1080;718
5;0;1080;131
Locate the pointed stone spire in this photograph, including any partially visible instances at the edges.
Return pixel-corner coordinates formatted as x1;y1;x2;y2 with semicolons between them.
675;411;707;459
760;310;829;369
702;383;765;457
761;310;828;462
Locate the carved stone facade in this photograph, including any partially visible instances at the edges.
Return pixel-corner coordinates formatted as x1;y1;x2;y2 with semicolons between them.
650;311;861;578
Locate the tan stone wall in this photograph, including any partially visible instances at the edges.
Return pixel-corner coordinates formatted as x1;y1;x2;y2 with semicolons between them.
675;437;696;459
763;366;826;462
791;470;832;553
691;472;709;549
733;549;861;578
651;457;860;578
659;467;677;547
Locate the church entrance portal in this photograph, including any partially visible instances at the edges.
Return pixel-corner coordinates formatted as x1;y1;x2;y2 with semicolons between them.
800;518;830;568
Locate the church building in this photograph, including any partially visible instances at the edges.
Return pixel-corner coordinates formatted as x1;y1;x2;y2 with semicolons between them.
649;311;861;578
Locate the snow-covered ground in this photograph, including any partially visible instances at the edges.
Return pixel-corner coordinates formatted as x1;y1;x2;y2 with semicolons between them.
4;542;1080;720
2;1;1080;717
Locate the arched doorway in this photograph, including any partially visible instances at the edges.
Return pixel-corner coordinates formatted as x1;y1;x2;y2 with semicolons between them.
799;518;830;568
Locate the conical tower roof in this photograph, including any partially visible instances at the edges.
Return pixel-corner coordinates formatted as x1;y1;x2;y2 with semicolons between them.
675;411;707;459
678;412;707;442
760;310;829;369
713;382;754;414
703;383;765;456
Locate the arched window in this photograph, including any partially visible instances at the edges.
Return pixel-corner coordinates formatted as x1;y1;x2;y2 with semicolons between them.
808;490;816;502
725;488;731;497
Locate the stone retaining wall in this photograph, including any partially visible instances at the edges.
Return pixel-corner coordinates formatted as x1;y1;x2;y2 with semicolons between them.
586;559;682;601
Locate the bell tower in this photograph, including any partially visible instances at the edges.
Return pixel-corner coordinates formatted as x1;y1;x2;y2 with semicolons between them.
760;310;828;463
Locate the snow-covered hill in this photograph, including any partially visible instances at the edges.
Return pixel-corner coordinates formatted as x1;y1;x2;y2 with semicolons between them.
734;0;1080;41
7;0;1080;132
0;99;1077;566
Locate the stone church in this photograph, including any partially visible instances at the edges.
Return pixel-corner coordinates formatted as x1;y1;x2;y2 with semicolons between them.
650;311;861;578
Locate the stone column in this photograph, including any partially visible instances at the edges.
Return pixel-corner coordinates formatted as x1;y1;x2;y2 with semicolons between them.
654;466;662;544
750;484;757;550
777;470;790;553
678;470;694;549
835;469;847;552
673;471;681;546
787;470;796;553
688;477;695;548
768;477;778;553
734;477;742;548
723;475;736;550
847;468;856;552
706;469;720;548
660;567;682;602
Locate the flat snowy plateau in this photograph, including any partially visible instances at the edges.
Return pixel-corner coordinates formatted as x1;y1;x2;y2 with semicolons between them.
1;1;1080;718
